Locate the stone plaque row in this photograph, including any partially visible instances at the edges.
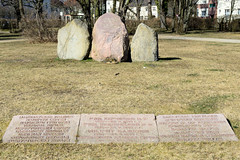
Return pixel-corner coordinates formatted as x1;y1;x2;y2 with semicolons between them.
2;114;239;143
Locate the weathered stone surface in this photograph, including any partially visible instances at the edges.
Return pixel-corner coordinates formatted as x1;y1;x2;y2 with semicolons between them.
57;19;90;60
78;114;159;144
131;23;158;61
3;115;80;143
157;114;239;142
91;13;129;62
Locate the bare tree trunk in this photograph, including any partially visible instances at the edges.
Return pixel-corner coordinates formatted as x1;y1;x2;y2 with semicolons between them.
76;0;92;34
93;0;100;22
19;0;25;19
172;0;176;32
118;0;132;23
137;5;141;20
228;0;235;31
113;0;117;13
148;0;152;19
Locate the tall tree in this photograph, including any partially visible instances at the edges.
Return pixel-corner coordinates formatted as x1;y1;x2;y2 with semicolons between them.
228;0;236;31
148;0;152;19
112;0;117;13
155;0;169;29
136;0;143;20
0;0;24;27
64;0;80;15
175;0;198;33
118;0;133;22
75;0;92;33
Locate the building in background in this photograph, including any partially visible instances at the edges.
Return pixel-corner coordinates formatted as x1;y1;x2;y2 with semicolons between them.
106;0;158;20
217;0;240;20
197;0;218;18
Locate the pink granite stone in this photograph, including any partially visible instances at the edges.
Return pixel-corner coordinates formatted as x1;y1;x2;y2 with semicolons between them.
91;13;129;62
157;114;239;142
78;114;159;144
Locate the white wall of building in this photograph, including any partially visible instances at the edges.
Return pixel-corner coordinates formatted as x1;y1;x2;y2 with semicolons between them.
106;0;158;20
217;0;240;19
197;0;209;4
106;0;120;13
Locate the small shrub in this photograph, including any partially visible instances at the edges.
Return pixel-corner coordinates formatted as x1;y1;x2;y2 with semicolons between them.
0;19;9;29
21;18;64;43
188;17;217;30
125;18;162;35
125;20;141;35
231;19;240;32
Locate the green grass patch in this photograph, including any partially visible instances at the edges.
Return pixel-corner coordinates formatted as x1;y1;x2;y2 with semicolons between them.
207;69;225;72
146;84;161;90
187;73;199;77
143;63;158;68
182;80;192;83
189;95;233;114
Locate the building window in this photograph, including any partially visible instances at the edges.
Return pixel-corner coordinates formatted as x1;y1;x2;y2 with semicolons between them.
152;7;156;11
225;9;230;15
202;10;206;17
210;3;215;8
146;7;148;11
238;9;240;15
219;9;221;13
202;0;206;4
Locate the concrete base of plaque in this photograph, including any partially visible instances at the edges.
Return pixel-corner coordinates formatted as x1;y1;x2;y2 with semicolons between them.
2;115;80;143
77;114;159;144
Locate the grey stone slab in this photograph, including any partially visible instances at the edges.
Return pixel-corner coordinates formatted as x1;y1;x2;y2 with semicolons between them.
156;114;239;142
78;114;159;144
3;115;80;143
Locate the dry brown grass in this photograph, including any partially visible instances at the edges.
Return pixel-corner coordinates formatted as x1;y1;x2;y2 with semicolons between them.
160;32;240;39
0;40;240;159
182;32;240;39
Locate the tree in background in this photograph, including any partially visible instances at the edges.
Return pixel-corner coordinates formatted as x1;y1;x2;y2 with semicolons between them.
0;0;25;28
64;0;80;15
174;0;198;33
228;0;236;31
135;0;143;20
155;0;169;29
112;0;117;13
147;0;152;19
118;0;133;22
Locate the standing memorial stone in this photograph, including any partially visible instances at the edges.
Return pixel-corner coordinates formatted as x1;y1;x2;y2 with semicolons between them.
3;115;80;143
91;13;130;62
157;114;239;142
131;23;158;62
78;114;159;144
57;19;90;60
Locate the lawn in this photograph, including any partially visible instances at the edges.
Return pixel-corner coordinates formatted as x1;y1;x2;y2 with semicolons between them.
0;40;240;159
160;31;240;40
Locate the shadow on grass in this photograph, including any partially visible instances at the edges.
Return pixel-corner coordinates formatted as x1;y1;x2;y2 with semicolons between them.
227;119;234;130
159;57;181;61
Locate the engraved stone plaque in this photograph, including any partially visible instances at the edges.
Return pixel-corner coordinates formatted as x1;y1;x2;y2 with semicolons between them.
157;114;239;142
3;115;80;143
78;114;159;144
